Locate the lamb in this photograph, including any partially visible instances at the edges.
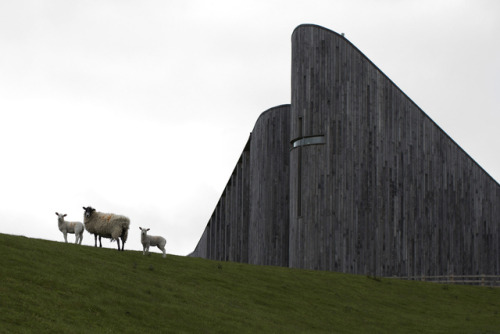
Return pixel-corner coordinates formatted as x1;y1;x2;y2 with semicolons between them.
55;212;84;244
139;227;167;258
82;206;130;251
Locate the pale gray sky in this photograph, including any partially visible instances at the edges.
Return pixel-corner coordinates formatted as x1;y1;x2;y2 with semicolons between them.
1;0;499;255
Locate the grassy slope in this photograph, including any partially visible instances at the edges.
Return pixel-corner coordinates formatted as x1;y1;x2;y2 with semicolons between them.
0;233;499;334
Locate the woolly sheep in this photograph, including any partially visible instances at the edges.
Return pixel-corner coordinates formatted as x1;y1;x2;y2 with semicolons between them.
55;212;84;244
139;227;167;258
82;206;130;251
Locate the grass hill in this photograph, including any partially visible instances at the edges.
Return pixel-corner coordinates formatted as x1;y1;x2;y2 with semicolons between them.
1;233;499;333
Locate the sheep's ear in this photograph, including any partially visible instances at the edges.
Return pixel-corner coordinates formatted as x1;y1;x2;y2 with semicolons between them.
63;214;67;217
82;207;87;210
147;228;150;231
55;212;59;216
139;227;142;230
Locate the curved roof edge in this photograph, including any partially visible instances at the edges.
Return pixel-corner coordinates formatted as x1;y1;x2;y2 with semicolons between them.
255;104;290;122
292;24;343;38
292;24;499;186
251;104;291;137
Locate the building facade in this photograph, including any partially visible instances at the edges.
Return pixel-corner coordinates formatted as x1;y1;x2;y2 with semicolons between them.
191;24;500;277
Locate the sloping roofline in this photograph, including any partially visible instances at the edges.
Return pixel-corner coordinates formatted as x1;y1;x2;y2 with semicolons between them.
292;24;499;186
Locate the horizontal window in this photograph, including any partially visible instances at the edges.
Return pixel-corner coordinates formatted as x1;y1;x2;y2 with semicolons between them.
292;135;326;148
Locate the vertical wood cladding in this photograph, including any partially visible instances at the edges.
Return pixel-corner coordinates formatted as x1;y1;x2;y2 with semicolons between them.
192;24;499;278
190;105;291;265
289;24;500;276
248;105;290;266
190;141;251;261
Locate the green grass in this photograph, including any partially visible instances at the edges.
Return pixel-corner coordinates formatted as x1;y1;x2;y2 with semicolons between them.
0;233;499;333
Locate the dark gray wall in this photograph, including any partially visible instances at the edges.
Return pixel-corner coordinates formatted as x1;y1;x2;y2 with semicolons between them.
248;105;290;266
289;24;500;276
190;105;291;264
190;139;250;261
191;24;500;278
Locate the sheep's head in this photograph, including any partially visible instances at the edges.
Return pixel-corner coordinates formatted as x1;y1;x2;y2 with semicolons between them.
55;212;67;220
139;227;150;236
83;206;96;218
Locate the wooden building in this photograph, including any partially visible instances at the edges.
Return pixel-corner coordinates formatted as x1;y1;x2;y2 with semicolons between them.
190;104;291;267
191;24;500;277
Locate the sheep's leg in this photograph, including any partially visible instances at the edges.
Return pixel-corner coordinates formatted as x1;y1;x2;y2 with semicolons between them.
159;246;166;258
79;232;83;245
93;234;102;247
116;238;121;251
63;232;68;243
120;231;127;251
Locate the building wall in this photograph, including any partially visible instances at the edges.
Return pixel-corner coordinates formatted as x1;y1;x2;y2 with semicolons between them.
190;105;291;264
192;24;500;277
289;24;500;276
190;139;250;261
249;105;290;266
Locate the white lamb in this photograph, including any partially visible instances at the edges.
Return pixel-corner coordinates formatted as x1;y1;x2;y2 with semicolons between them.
55;212;84;244
82;206;130;251
139;227;167;258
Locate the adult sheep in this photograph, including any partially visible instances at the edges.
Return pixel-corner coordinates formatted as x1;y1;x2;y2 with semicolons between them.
139;227;167;258
82;206;130;251
55;212;84;244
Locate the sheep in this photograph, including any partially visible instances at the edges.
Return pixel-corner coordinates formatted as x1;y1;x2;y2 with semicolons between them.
55;212;84;244
82;206;130;251
139;227;167;258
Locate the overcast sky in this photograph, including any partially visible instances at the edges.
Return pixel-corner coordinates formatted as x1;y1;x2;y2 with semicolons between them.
1;0;499;256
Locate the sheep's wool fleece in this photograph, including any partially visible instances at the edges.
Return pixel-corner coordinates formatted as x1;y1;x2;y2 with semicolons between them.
84;212;130;240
